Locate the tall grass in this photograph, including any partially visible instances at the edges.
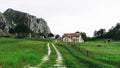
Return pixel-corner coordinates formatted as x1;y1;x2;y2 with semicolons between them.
76;41;120;67
64;41;120;67
0;38;47;68
56;42;115;68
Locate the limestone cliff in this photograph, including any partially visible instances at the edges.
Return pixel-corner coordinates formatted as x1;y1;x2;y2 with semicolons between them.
0;8;51;36
0;12;9;36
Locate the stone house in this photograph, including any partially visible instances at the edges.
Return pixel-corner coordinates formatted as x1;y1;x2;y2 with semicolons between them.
62;32;84;42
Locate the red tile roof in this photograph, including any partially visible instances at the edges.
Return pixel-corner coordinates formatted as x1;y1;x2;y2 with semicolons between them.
63;33;80;38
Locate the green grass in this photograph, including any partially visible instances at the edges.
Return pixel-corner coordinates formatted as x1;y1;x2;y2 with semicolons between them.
61;40;120;68
55;42;115;68
0;38;48;68
0;38;120;68
55;43;89;68
77;41;120;66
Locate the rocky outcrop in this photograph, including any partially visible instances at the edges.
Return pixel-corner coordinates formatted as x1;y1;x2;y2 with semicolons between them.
0;8;51;36
0;12;9;36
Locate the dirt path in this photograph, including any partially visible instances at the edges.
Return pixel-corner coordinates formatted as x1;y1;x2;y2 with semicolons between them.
37;43;51;67
52;44;66;68
24;43;51;68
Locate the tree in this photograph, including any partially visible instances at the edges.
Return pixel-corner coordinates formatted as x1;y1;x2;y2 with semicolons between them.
9;28;15;34
48;33;54;37
75;31;88;41
93;23;120;40
55;34;60;39
14;24;31;38
94;30;98;37
38;32;47;38
94;29;106;39
106;23;120;40
80;32;88;41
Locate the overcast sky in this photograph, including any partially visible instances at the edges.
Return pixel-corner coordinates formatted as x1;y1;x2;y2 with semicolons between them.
1;0;120;37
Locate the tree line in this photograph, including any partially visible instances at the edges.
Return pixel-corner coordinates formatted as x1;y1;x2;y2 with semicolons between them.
94;23;120;40
78;23;120;41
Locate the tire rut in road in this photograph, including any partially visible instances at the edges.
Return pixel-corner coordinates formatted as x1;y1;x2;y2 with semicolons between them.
52;43;66;68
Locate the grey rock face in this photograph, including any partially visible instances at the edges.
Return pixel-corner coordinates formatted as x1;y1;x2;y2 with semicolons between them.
0;12;9;34
2;8;51;35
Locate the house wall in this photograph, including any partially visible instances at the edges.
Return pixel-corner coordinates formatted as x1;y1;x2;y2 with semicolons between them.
63;35;84;42
63;37;72;42
78;35;84;42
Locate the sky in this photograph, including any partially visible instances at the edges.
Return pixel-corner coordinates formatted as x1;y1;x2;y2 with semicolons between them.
1;0;120;37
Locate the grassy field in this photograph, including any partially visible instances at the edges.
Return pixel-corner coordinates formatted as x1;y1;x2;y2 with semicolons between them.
55;42;116;68
55;40;120;68
77;40;120;67
0;38;120;68
0;38;48;68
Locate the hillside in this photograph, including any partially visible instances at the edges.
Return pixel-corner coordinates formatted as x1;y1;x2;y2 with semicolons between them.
0;8;51;36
